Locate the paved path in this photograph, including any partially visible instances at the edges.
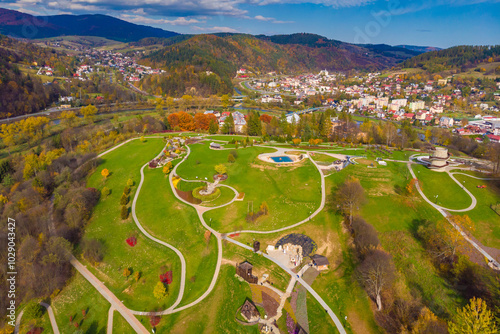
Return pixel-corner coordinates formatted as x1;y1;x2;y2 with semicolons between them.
408;161;500;269
129;163;187;314
66;136;346;333
450;172;500;181
107;306;114;334
171;143;345;333
13;309;24;334
225;146;326;235
408;160;477;213
224;236;347;334
40;302;60;334
70;257;149;333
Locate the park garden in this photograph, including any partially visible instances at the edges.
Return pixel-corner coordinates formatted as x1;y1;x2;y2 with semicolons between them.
11;123;500;333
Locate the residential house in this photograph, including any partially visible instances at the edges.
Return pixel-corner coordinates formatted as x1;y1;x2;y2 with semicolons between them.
311;254;330;271
439;117;454;128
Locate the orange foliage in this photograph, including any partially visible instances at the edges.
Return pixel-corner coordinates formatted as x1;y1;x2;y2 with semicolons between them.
168;112;196;131
194;113;216;130
260;114;273;124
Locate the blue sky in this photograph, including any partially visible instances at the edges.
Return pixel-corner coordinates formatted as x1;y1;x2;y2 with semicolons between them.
1;0;499;47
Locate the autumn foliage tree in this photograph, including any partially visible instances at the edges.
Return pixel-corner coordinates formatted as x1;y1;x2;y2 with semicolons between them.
448;297;498;334
101;169;109;179
215;164;227;176
153;282;167;299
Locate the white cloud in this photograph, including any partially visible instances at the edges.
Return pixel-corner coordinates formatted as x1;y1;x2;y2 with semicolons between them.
251;15;294;23
120;14;202;26
254;15;273;21
192;26;239;33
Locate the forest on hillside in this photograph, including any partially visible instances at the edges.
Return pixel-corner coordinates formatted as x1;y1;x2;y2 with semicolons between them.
401;45;500;73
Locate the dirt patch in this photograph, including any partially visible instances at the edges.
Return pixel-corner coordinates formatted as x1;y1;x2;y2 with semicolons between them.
122;284;135;295
356;159;376;165
221;258;237;266
367;183;395;196
250;163;278;171
262;292;280;318
347;308;373;334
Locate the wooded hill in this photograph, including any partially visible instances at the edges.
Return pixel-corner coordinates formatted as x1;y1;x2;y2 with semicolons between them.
401;45;500;73
137;33;421;96
0;34;67;116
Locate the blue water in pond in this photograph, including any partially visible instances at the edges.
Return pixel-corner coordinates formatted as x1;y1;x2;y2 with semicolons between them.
271;156;293;163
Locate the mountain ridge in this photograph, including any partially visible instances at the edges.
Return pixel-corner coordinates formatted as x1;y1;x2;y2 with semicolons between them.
0;7;179;42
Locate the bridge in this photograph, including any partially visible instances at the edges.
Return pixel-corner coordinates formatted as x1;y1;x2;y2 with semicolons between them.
286;106;328;116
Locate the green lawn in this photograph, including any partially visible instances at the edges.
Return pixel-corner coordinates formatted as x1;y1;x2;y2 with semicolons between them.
325;163;462;320
177;142;322;232
453;173;500;248
412;164;472;210
206;135;260;142
18;304;52;334
310;153;338;164
201;185;236;207
139;265;260;334
135;167;219;306
113;311;135;333
83;138;183;311
381;231;463;319
51;273;110;334
233;205;380;334
307;293;343;334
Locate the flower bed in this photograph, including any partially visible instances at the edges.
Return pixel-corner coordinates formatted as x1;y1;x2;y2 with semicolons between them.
126;236;137;247
192;186;221;202
213;174;228;181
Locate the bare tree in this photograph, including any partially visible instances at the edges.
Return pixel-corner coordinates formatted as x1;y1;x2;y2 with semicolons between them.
332;177;366;226
352;216;379;257
357;249;396;311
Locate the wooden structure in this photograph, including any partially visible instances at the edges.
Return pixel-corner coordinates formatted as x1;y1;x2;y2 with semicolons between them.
236;261;258;284
240;299;260;322
253;241;260;252
311;254;330;271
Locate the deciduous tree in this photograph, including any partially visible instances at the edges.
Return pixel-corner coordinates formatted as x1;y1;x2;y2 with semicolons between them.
448;297;498;334
153;282;167;299
357;249;395;311
333;177;366;226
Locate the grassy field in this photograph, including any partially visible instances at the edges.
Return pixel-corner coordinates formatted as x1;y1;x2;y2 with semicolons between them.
453;173;500;248
113;311;135;333
206;135;260;142
202;186;236;207
310;152;339;164
135;167;219;306
326;162;462;319
18;304;52;334
138;265;260;333
177;142;322;232
233;203;380;333
412;164;472;210
51;273;110;334
83;138;184;311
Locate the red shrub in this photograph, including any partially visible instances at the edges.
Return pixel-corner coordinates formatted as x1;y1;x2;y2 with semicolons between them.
160;271;173;284
126;236;137;247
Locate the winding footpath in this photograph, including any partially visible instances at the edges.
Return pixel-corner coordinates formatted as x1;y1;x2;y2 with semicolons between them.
40;302;60;334
408;160;500;268
166;144;346;333
35;137;346;333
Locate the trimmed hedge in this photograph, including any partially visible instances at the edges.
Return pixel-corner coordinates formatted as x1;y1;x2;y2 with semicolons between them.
192;186;221;202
